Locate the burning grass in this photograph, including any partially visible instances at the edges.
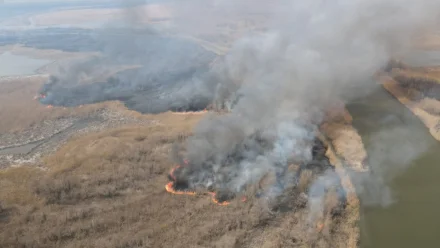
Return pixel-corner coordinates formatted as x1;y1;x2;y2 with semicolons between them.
164;131;348;220
0;69;362;247
165;164;234;206
0;110;357;247
0;67;359;247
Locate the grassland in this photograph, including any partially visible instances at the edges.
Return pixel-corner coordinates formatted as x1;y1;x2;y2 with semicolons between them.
0;75;106;133
0;3;368;245
0;118;360;248
0;70;364;247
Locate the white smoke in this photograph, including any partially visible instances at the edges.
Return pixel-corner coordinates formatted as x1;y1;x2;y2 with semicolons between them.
176;0;440;207
37;0;440;209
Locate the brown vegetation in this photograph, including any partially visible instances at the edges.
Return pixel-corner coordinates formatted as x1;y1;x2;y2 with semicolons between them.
321;101;367;172
391;69;440;101
382;63;440;141
317;104;369;248
298;169;313;193
0;67;359;247
0;76;145;134
0;108;358;248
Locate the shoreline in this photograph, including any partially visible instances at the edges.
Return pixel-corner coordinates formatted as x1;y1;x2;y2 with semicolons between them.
319;103;368;248
381;76;440;141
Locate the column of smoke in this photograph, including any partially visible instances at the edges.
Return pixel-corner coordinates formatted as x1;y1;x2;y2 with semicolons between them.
38;0;440;216
172;0;440;217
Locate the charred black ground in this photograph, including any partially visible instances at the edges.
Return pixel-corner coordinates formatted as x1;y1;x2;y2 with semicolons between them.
39;66;215;113
394;74;440;101
38;33;217;113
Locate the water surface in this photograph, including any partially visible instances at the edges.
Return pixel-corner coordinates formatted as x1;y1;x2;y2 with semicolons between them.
402;50;440;67
348;86;440;248
0;52;50;76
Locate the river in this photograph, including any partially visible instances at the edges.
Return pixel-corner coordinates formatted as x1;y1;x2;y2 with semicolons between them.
0;52;50;77
347;85;440;248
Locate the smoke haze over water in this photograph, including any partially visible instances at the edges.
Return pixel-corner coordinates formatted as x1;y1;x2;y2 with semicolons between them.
40;0;440;206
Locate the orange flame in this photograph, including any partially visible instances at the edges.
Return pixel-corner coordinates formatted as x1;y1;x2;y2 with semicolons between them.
46;105;53;109
34;94;46;100
165;182;196;195
169;165;181;181
208;192;230;206
316;222;325;232
165;164;237;206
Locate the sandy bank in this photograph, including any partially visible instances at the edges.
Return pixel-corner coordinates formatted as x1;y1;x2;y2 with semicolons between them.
381;76;440;141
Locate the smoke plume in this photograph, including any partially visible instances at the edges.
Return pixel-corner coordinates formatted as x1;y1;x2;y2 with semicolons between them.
40;0;440;208
172;0;440;206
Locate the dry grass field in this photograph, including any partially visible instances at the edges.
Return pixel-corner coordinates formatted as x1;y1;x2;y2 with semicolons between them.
0;3;368;245
0;122;358;248
0;76;108;133
0;72;361;247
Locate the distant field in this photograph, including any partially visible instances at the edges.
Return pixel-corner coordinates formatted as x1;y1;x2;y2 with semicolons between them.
31;3;173;27
0;0;145;22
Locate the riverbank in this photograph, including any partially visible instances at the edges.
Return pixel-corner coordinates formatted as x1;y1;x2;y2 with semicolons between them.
347;78;440;248
381;69;440;141
318;102;369;248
